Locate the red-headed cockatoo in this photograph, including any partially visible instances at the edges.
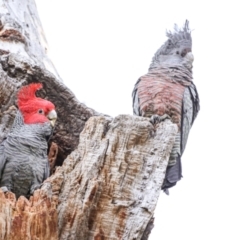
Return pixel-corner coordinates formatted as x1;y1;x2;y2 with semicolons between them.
132;20;200;194
0;83;57;198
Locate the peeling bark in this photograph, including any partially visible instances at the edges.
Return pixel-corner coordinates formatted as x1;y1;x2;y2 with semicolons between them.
0;189;58;240
0;1;178;239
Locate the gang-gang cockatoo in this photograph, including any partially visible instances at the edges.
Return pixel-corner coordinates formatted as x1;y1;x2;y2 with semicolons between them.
0;83;57;198
132;20;200;194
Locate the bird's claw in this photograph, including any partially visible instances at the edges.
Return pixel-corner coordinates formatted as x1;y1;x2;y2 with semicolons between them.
150;114;171;125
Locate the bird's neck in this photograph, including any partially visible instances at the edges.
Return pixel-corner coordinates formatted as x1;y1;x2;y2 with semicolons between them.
149;55;193;72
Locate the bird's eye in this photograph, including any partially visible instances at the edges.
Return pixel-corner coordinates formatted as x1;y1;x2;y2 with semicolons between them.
181;48;191;57
181;49;187;57
38;109;44;114
176;51;179;54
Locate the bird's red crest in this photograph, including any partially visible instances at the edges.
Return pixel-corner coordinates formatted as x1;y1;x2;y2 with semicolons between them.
18;83;43;107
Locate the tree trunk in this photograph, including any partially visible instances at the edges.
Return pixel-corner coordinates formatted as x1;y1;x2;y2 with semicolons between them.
0;1;177;239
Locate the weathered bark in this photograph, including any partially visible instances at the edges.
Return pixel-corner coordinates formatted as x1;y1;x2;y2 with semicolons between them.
0;116;177;240
0;1;178;239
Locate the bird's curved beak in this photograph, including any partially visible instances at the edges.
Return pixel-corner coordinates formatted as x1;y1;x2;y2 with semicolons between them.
47;109;57;127
184;52;194;70
185;52;194;63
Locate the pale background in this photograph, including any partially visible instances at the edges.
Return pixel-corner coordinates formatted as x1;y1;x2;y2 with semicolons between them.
35;1;240;239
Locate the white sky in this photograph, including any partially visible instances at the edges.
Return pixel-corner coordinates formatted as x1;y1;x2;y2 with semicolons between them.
35;1;240;239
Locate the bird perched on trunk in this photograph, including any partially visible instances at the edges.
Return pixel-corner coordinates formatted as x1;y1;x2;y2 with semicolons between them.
0;83;57;198
132;20;200;194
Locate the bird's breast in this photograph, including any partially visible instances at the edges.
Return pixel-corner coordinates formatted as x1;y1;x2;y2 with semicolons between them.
138;73;186;128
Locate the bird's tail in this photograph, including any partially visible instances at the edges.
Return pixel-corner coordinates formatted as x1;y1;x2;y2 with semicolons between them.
161;154;182;195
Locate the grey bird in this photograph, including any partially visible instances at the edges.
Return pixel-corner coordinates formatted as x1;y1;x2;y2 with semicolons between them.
132;20;200;194
0;83;57;198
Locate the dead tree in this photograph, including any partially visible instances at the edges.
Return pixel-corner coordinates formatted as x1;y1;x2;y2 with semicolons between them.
0;1;177;239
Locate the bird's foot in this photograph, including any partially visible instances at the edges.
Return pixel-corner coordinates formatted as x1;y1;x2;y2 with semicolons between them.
150;114;171;125
1;186;9;193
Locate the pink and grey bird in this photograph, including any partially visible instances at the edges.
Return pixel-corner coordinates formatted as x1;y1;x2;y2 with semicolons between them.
132;20;200;194
0;83;57;198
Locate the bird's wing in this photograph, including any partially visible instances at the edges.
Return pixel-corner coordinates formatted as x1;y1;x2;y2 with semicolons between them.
43;160;50;180
132;78;142;116
181;82;200;154
29;157;50;196
189;82;200;125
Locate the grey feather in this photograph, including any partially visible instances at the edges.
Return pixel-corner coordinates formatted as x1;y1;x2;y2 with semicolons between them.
181;87;193;154
162;154;182;195
0;111;51;198
181;83;200;154
163;84;199;192
0;141;6;179
132;78;142;116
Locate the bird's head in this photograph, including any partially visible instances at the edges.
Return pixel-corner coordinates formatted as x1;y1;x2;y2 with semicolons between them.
149;20;193;71
17;83;57;127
